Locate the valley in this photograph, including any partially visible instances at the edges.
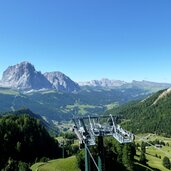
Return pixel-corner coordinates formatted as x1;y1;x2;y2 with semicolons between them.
0;61;170;123
0;0;170;169
1;85;171;171
0;86;150;122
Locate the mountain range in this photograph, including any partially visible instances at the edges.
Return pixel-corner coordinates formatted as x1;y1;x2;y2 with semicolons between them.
79;79;171;91
78;78;126;87
1;61;171;123
0;61;80;93
0;61;171;92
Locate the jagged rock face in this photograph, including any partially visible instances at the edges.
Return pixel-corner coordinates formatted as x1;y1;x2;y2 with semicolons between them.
0;61;52;90
44;71;80;92
78;78;126;87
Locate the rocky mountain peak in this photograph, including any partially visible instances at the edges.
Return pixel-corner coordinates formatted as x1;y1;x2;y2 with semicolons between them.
18;61;35;71
44;71;80;92
0;61;52;90
0;61;81;92
2;61;35;82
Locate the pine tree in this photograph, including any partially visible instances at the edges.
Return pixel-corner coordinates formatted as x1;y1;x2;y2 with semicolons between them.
122;144;134;171
140;142;146;165
163;156;170;169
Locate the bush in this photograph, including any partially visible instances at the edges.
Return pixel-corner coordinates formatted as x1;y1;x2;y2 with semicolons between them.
39;157;50;162
18;161;31;171
2;159;31;171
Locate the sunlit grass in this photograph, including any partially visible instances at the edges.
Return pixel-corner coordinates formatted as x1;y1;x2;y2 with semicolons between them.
135;133;171;171
31;156;80;171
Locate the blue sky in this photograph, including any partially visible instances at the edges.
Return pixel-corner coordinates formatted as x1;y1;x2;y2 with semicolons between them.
0;0;171;82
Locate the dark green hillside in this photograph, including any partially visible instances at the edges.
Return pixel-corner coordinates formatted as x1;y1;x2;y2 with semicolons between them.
0;114;60;170
0;109;55;132
106;89;171;136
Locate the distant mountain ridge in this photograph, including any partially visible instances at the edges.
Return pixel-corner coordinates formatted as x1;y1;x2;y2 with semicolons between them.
79;79;171;91
0;61;171;93
0;61;79;92
78;78;126;87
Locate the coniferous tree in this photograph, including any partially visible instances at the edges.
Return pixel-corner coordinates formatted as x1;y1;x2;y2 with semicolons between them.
140;142;146;165
122;144;134;171
163;156;170;169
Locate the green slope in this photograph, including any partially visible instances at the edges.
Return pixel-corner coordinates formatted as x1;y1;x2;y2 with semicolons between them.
134;133;171;171
107;88;171;136
0;114;59;170
31;156;80;171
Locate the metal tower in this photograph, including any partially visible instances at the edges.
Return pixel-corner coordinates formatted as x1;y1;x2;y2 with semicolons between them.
72;114;134;171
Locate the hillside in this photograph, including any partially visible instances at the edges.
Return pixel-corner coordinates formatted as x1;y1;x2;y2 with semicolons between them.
0;108;58;134
0;87;149;121
31;156;80;171
106;88;171;136
0;114;60;170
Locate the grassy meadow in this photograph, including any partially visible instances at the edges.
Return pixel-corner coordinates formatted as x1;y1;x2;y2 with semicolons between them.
31;156;80;171
135;134;171;171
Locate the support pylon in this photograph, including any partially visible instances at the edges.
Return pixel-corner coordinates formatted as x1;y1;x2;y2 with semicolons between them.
85;143;91;171
98;133;105;171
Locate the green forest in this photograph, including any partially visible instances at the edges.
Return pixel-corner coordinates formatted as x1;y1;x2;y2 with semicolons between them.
0;114;60;170
106;89;171;137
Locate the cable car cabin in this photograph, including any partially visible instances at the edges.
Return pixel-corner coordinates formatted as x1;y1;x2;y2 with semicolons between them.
112;132;133;143
113;125;134;143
